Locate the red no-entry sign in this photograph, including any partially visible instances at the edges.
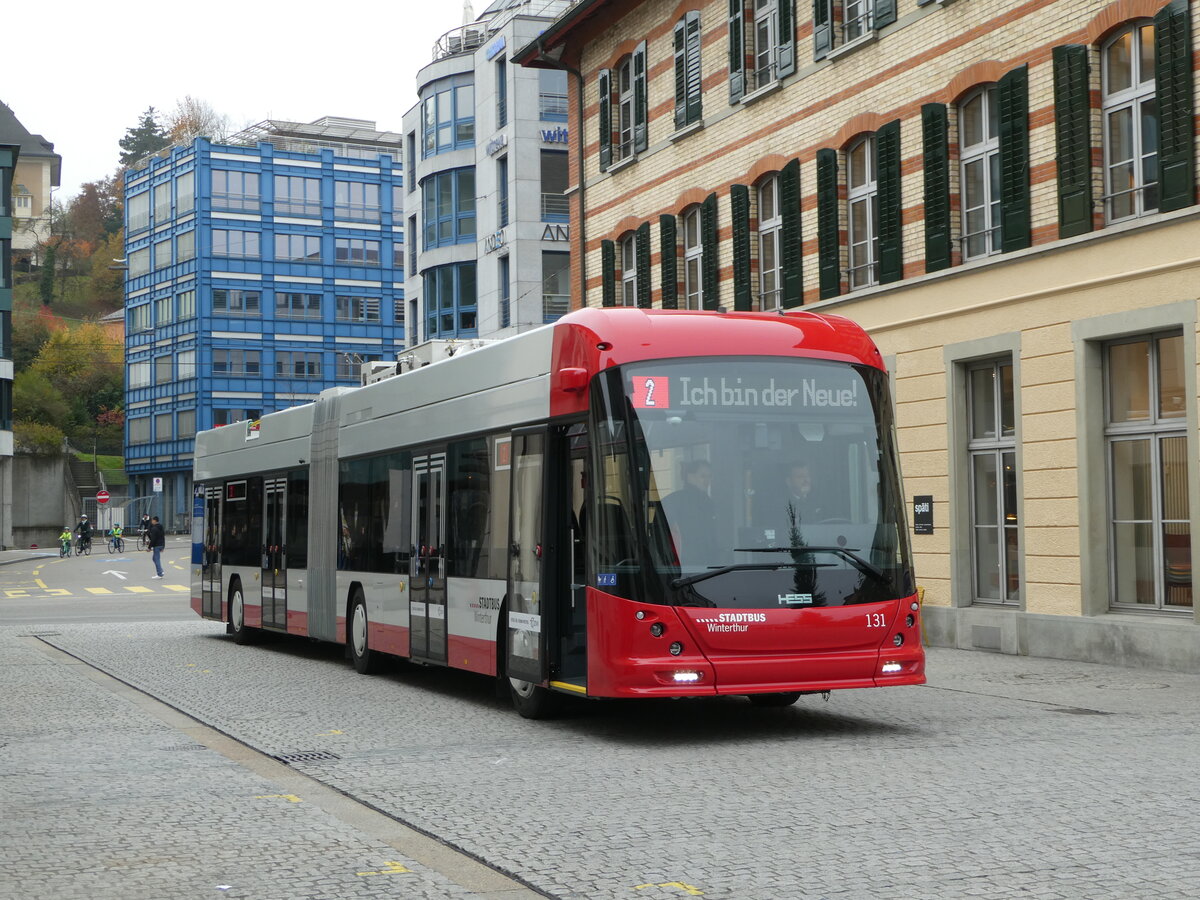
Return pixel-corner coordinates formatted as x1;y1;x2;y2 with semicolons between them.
96;490;110;504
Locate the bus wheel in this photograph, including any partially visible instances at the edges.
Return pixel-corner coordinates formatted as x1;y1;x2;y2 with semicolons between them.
509;677;562;720
349;592;380;675
747;692;801;708
230;581;255;645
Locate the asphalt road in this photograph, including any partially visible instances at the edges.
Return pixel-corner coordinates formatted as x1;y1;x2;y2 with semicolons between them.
3;542;1199;899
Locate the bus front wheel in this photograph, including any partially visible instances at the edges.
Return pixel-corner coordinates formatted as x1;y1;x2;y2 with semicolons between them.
230;581;256;645
349;592;380;675
508;677;562;720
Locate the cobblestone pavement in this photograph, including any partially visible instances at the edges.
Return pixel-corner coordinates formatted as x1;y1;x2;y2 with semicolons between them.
5;620;1200;899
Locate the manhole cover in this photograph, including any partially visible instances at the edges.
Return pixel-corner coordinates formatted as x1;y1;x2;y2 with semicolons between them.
274;750;341;764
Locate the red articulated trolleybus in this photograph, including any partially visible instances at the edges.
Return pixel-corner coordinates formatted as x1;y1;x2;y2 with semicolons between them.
191;307;924;717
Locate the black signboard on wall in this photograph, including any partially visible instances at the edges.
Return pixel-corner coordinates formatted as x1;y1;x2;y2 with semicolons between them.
913;496;933;535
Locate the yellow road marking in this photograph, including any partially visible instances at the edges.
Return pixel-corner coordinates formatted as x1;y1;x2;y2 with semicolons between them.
254;793;303;803
86;588;113;594
35;578;47;589
635;883;704;896
126;586;153;593
164;584;189;591
4;590;28;598
317;729;344;736
356;862;412;876
44;589;71;596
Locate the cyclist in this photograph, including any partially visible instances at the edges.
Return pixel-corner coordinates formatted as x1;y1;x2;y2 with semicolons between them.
109;522;125;553
59;526;73;558
74;514;93;553
138;513;152;549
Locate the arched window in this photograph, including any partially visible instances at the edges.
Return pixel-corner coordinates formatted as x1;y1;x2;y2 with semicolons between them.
846;135;879;289
960;85;1001;260
757;175;782;310
1102;21;1158;222
682;206;704;309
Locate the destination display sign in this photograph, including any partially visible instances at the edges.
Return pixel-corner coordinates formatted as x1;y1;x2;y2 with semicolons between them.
630;371;864;412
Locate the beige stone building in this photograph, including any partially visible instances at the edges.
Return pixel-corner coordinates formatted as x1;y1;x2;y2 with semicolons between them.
0;102;61;266
517;0;1200;670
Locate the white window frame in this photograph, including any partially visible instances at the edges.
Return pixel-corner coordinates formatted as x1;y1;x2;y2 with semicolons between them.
846;134;879;290
620;233;637;307
959;85;1002;261
1102;20;1158;223
843;0;875;44
616;57;635;162
682;206;704;310
751;0;779;90
757;175;782;311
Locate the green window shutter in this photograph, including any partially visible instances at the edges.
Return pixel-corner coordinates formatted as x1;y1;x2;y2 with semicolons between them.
874;0;897;29
875;119;903;284
1155;0;1196;212
633;42;649;153
816;148;841;299
813;0;832;60
701;192;720;308
598;69;612;172
1052;45;1094;238
998;64;1031;252
686;13;703;124
777;0;796;78
674;19;688;130
660;214;679;309
729;0;745;103
636;222;652;308
780;158;803;307
731;184;752;311
921;103;952;272
601;239;616;307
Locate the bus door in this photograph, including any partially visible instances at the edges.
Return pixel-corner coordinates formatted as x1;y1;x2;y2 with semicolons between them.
506;429;548;686
201;486;222;618
411;452;447;663
558;424;588;684
261;477;287;629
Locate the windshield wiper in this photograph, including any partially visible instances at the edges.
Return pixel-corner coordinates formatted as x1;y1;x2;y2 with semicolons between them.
733;546;892;586
671;560;834;590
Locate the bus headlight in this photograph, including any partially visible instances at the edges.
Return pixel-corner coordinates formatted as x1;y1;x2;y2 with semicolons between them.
673;671;701;683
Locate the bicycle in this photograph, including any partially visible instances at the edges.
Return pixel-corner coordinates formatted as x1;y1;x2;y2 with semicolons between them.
75;535;92;556
107;534;125;554
137;530;150;551
59;539;72;559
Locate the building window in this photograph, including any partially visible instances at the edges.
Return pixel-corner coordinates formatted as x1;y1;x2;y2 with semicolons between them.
177;290;196;320
751;0;779;89
682;207;704;310
496;57;508;128
129;247;150;277
176;171;194;213
407;133;417;192
275;234;321;263
128;360;151;388
177;230;195;262
154;412;173;441
424;262;477;338
274;175;320;218
392;241;404;274
757;175;782;310
155;296;173;325
1106;333;1190;610
967;359;1020;604
539;68;568;120
155;354;173;385
1102;21;1158;222
154;182;171;222
846;134;879;290
336;295;381;323
129;417;151;444
212;289;261;315
276;292;322;320
422;168;476;248
408;215;417;272
843;0;874;43
335;238;381;266
540;151;569;221
213;348;261;376
335;181;380;222
154;238;172;270
129;304;151;333
393;298;405;327
336;352;381;380
617;57;636;161
128;193;149;232
275;351;322;379
497;157;509;228
620;233;637;307
960;85;1001;260
499;255;511;328
212;230;260;259
543;252;570;322
177;409;196;439
212;170;260;212
213;408;262;427
178;350;196;380
422;81;476;157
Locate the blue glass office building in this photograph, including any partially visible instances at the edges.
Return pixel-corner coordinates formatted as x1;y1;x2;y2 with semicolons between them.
123;119;405;528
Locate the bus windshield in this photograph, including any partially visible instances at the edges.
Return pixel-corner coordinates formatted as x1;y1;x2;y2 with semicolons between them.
591;357;914;609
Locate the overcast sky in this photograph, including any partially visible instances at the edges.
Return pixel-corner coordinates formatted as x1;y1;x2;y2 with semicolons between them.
6;0;471;200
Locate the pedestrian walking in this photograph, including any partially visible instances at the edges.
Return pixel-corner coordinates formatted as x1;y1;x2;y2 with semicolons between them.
148;516;166;578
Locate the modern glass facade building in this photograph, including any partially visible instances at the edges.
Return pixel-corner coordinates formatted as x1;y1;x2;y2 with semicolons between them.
123;119;404;528
402;0;574;343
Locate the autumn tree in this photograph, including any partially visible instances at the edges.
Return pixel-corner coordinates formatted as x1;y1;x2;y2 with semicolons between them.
27;323;125;450
12;370;71;429
166;96;228;144
87;230;126;312
118;107;170;167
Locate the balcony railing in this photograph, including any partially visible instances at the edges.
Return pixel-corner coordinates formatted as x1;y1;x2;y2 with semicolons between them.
540;92;568;118
541;193;569;220
543;293;570;321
